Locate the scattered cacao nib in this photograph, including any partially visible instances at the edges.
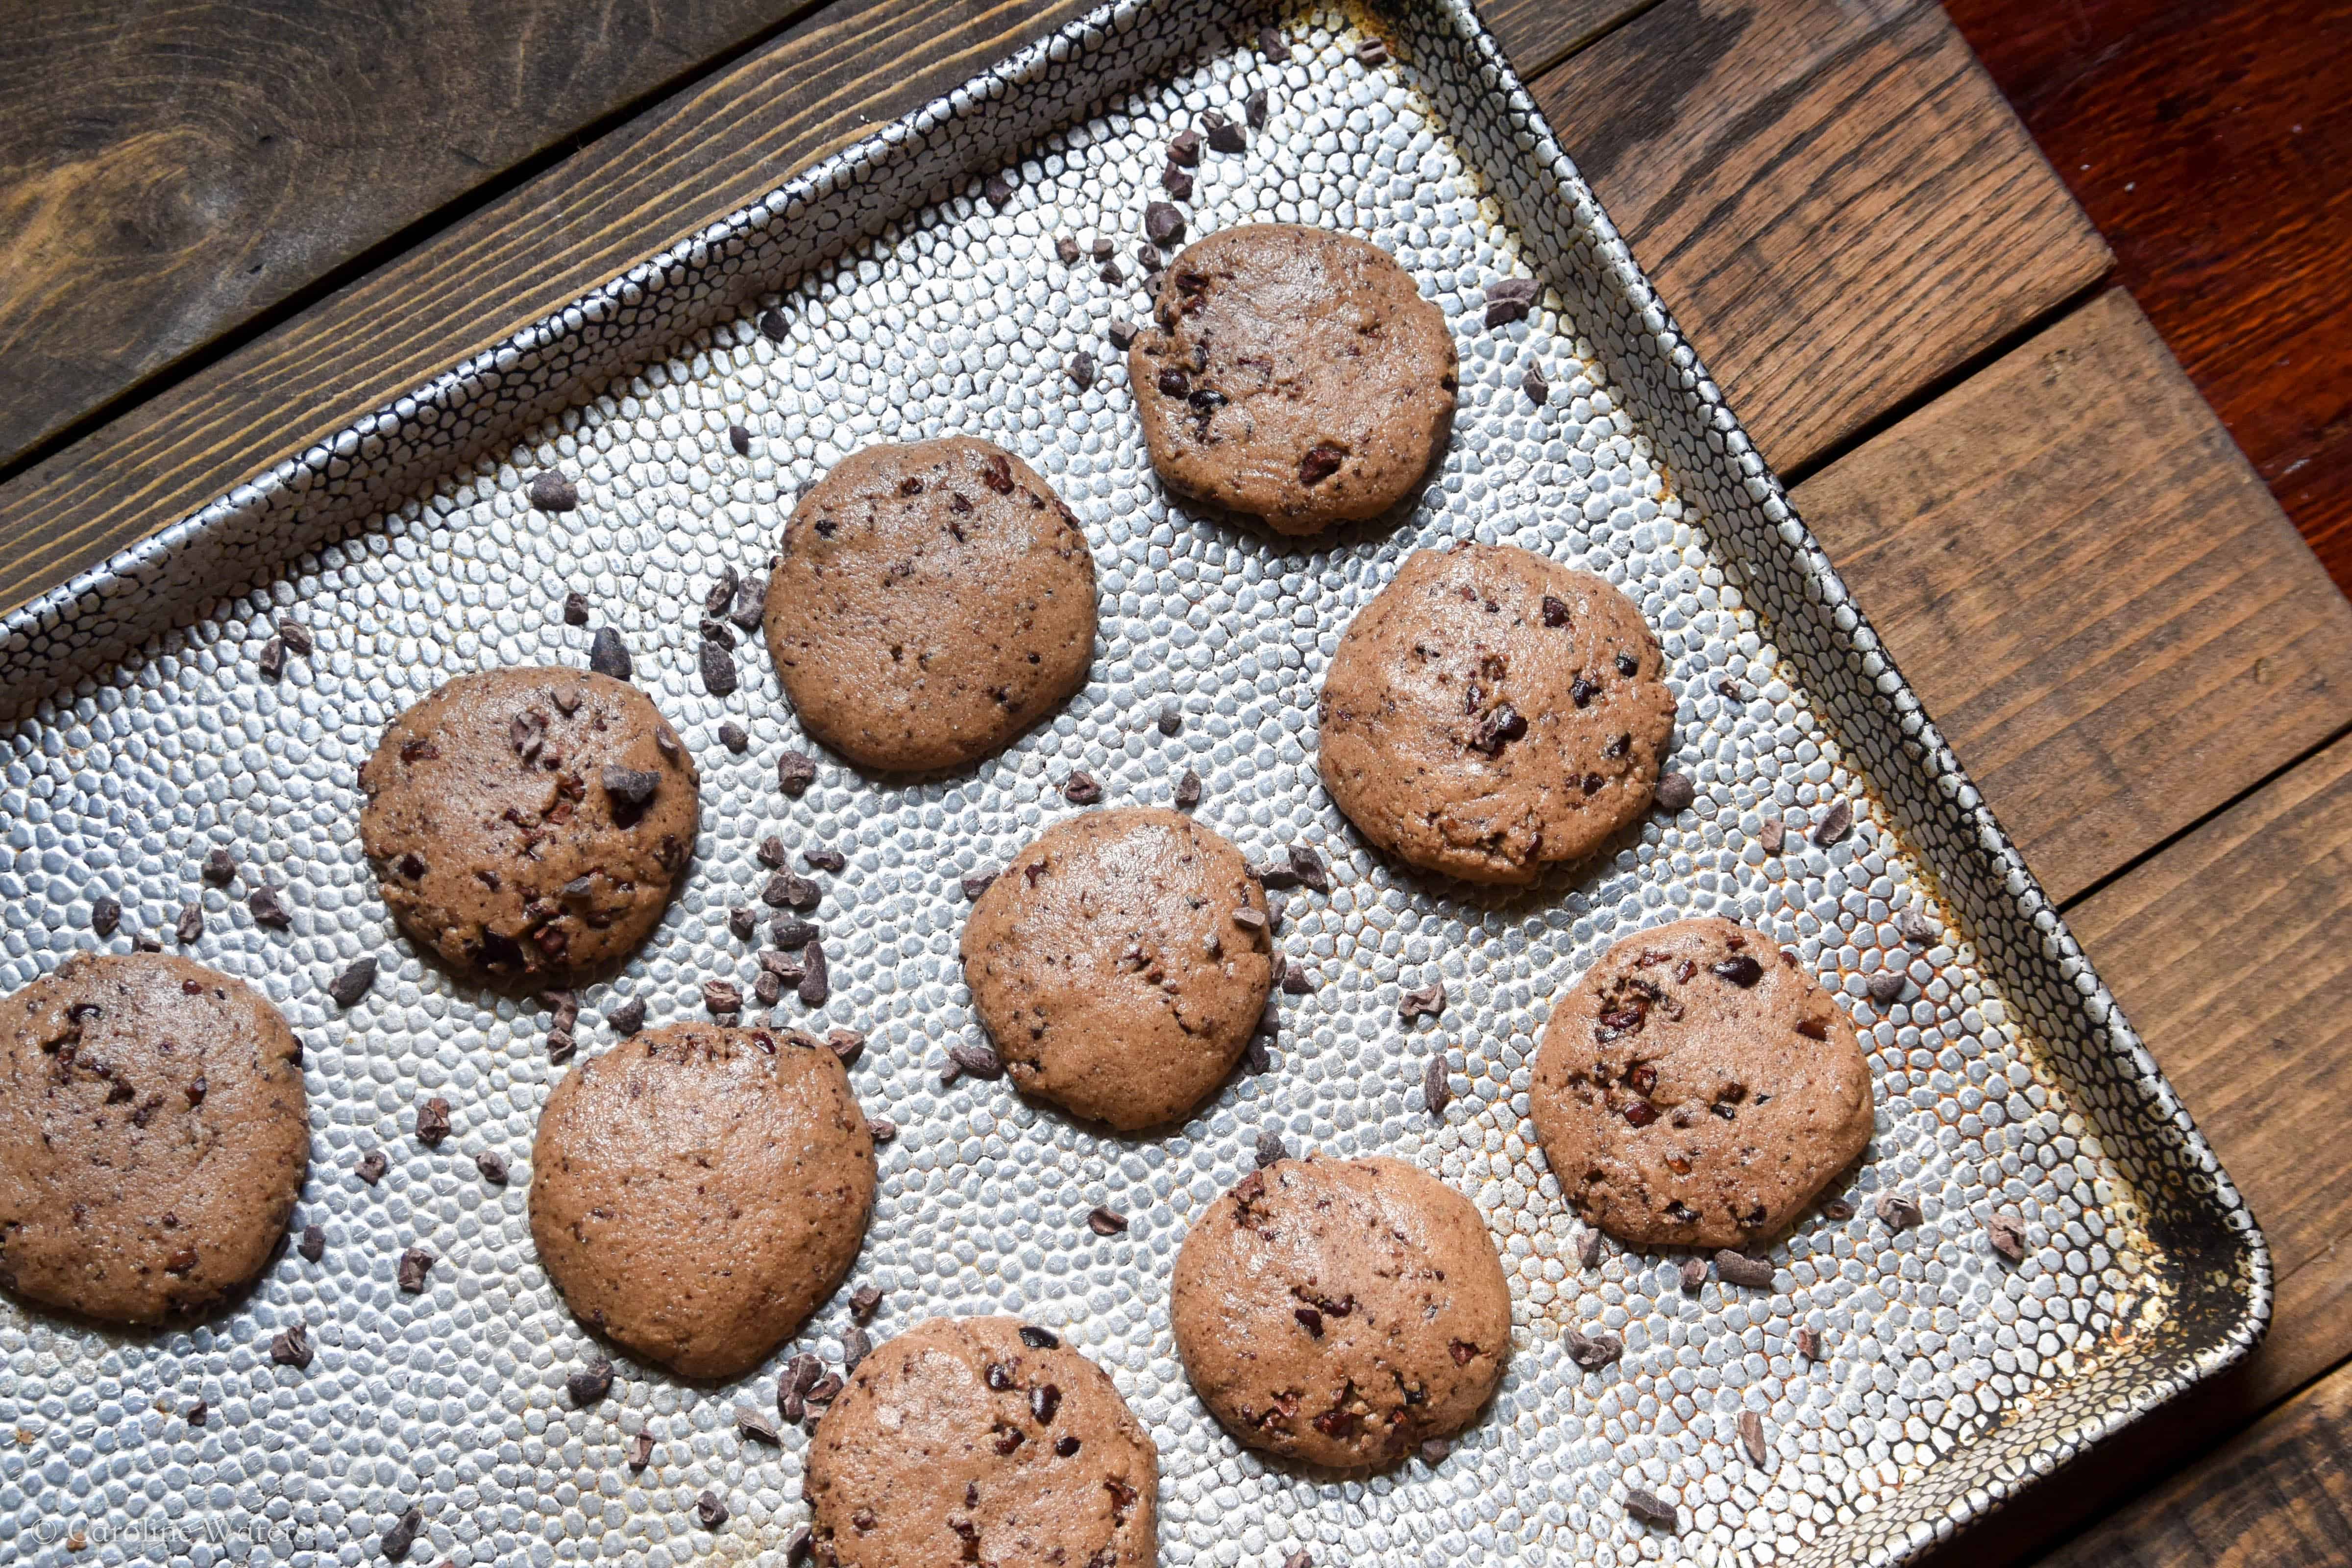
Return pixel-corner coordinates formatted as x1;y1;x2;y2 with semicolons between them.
529;471;580;513
1161;164;1195;200
248;886;292;929
588;627;632;680
606;997;647;1035
960;872;997;901
1283;1554;1313;1568
1823;1198;1856;1221
1281;967;1313;996
798;941;830;1006
703;980;743;1016
1231;906;1267;933
1255;1129;1287;1167
752;971;783;1007
1679;1257;1707;1292
827;1028;866;1067
728;906;757;941
1866;971;1907;1005
804;846;847;874
1019;1325;1062;1352
1243;1036;1272;1074
756;307;790;343
1759;818;1787;854
763;870;820;910
1484;276;1539;327
1355;37;1390;66
1168;128;1202;166
559;588;590;628
628;1431;654;1470
475;1151;509;1184
851;1284;884;1322
258;637;288;679
91;896;121;936
1711;955;1764;988
269;1322;313;1369
1897;908;1936;947
415;1097;451;1147
725;422;753;457
1878;1193;1925;1230
697;1492;728;1530
1424;1054;1453;1119
1565;1327;1623;1370
948;1041;1004;1080
1715;1251;1774;1289
1062;350;1097;392
1625;1487;1678;1530
1144;201;1186;247
737;1407;782;1445
1203;111;1245;153
327;957;378;1008
1522;362;1550;404
175;902;203;944
1152;700;1183;738
1099;260;1123;285
939;1059;963;1087
1398;981;1446;1022
298;1224;326;1263
708;719;747;756
752;835;786;870
1739;1409;1768;1467
1794;1326;1824;1362
844;1325;871;1372
1087;1205;1128;1236
777;750;818;797
185;1398;207;1426
1055;232;1081;265
1105;318;1140;353
984;171;1015;206
397;1247;433;1294
1986;1213;2030;1262
697;638;738;697
569;1358;614;1405
1812;799;1854;846
731;574;766;629
1062;771;1102;804
1578;1228;1604;1269
355;1150;389;1185
381;1505;425;1561
135;935;162;951
703;567;741;618
1298;442;1346;486
1654;773;1696;813
1174;770;1202;808
202;848;237;885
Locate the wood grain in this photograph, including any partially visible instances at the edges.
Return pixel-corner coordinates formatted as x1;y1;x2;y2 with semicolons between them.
0;0;1104;618
1946;0;2352;598
1793;289;2352;903
2045;1355;2352;1567
1472;0;1652;80
1532;0;2111;473
0;0;815;472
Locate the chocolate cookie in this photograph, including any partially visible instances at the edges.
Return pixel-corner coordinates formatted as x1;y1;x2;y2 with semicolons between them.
0;954;308;1325
1129;224;1457;535
359;667;699;985
1170;1154;1511;1470
763;437;1097;773
1318;542;1675;883
808;1315;1158;1568
959;808;1272;1131
528;1022;874;1379
1529;916;1874;1249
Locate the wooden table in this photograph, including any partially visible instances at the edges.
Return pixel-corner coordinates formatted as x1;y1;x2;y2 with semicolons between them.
3;3;2347;1562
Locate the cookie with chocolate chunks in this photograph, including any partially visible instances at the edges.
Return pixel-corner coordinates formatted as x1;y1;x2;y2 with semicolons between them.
1530;916;1873;1249
1129;224;1457;535
359;668;699;985
1318;543;1674;883
528;1022;874;1379
807;1315;1158;1568
763;437;1097;773
1170;1154;1510;1469
960;808;1273;1131
0;954;308;1324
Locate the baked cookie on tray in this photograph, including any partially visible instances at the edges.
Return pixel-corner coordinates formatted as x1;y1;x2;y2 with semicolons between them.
1170;1154;1511;1470
763;436;1097;773
1530;916;1875;1249
1318;541;1674;884
0;953;308;1325
807;1315;1158;1568
528;1021;873;1380
359;666;699;986
1129;223;1457;535
959;807;1273;1131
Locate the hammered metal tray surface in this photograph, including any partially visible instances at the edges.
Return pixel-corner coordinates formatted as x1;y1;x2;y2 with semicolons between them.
0;3;2266;1565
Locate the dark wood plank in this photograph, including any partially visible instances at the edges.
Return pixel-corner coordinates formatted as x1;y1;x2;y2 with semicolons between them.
1531;0;2111;472
1792;289;2352;903
1473;0;1653;80
1909;733;2352;1568
0;0;816;473
1945;0;2352;597
2044;1356;2352;1567
0;0;1105;618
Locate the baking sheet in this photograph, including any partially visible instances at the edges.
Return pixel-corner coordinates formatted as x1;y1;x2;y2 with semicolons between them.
0;3;2266;1565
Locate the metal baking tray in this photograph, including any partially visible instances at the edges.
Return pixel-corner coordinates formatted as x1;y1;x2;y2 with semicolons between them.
0;2;2266;1564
